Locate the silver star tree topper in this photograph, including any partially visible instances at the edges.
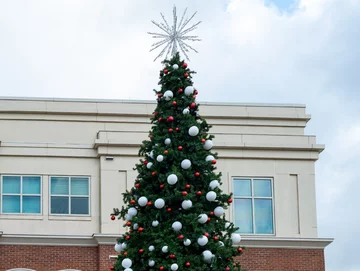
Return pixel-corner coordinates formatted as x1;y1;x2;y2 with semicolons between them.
148;6;201;61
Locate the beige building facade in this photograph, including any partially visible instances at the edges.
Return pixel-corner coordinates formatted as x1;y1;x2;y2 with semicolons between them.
0;97;332;271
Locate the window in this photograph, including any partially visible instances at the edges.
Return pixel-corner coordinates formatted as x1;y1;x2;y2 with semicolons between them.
233;178;274;234
50;176;90;215
1;175;41;214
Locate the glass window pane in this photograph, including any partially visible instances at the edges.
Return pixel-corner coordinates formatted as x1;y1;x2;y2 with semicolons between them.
51;177;69;195
253;179;272;197
2;195;20;213
234;198;253;233
233;179;252;197
51;196;69;214
2;176;21;194
71;197;89;215
71;178;89;196
23;176;41;194
254;199;274;234
23;196;41;213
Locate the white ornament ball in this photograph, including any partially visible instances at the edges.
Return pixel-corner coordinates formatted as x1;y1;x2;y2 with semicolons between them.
171;263;179;271
214;206;224;217
203;140;213;150
203;250;212;261
114;243;122;252
164;90;174;101
172;221;183;231
188;126;199;136
164;138;171;145
133;223;139;230
138;196;148;207
197;235;209;246
149;150;154;158
154;199;165;209
152;220;159;227
128;207;137;217
225;222;231;229
121;243;127;249
162;246;169;253
231;233;242;244
206;191;217;202
149;245;155;251
181;159;191;169
167;174;178;185
122;258;132;268
146;162;153;169
183;108;190;115
149;260;155;267
219;241;224;246
125;214;132;221
181;200;193;210
206;155;215;162
173;64;179;70
156;155;164;162
183;239;191;246
124;268;133;271
198;214;208;224
209;180;220;190
184;86;195;96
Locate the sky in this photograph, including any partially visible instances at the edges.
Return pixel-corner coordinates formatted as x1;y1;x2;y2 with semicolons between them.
0;0;359;270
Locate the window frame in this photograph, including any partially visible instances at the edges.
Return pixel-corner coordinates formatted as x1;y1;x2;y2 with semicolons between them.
49;176;91;216
232;177;275;235
0;175;42;215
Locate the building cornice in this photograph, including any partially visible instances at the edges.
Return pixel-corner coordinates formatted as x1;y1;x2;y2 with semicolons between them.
0;233;333;250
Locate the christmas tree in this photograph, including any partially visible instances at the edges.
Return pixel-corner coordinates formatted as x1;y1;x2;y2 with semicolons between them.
110;52;244;271
110;6;243;271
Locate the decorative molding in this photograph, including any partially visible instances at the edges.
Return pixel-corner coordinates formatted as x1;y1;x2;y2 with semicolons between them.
0;233;332;250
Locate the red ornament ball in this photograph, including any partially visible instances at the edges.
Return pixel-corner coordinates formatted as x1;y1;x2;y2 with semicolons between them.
164;69;169;74
184;73;189;78
169;254;176;259
182;191;188;196
110;215;116;221
138;227;144;232
147;201;152;206
178;88;183;93
123;251;128;256
164;150;168;154
139;249;144;253
195;172;200;177
154;111;158;116
158;93;162;98
110;265;114;270
175;127;179;132
143;160;148;165
209;211;214;216
167;207;172;212
168;128;174;133
178;146;183;151
129;229;133;233
182;62;188;68
201;138;206;143
212;159;217;164
238;247;243;253
190;103;196;109
195;90;198;95
228;198;233;204
126;235;130;240
126;221;131;226
185;262;191;267
160;266;164;271
204;232;209;237
158;117;163;122
213;236;219;241
207;217;211;222
167;116;174;122
172;101;177;106
135;183;140;188
130;199;135;204
152;172;157;176
196;191;202;196
178;234;184;239
226;267;230;271
185;184;191;189
159;184;165;189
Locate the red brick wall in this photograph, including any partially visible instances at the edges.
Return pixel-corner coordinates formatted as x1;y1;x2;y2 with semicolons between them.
235;247;325;271
0;244;324;271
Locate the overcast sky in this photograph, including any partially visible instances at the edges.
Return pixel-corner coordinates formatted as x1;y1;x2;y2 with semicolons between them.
0;0;359;270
